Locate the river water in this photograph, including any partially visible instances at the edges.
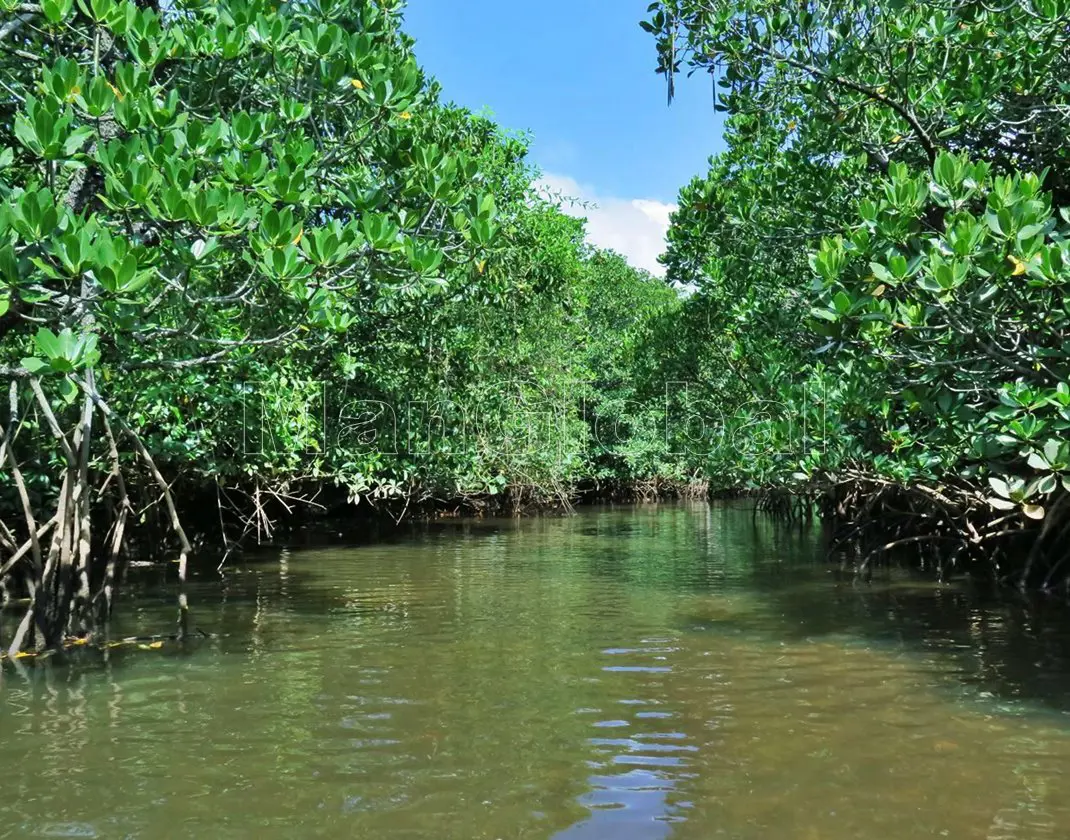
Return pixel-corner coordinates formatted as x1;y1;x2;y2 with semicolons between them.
3;503;1070;839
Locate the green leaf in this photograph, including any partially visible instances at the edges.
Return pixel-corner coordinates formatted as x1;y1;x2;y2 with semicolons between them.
917;274;943;294
988;476;1011;498
21;357;49;374
1027;450;1050;470
34;327;62;360
42;0;75;24
57;376;78;404
63;125;95;156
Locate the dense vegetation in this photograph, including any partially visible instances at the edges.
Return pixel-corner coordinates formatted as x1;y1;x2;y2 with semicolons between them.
643;0;1070;584
3;0;1069;654
0;0;679;653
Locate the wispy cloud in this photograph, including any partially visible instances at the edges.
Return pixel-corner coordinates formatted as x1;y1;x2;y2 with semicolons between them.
535;173;676;277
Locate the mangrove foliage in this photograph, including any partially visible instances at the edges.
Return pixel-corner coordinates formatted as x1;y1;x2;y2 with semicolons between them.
3;0;1070;654
643;0;1070;584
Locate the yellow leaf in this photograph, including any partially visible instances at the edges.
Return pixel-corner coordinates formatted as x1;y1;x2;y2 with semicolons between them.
292;229;303;245
14;651;35;659
1023;504;1045;521
891;134;901;143
1008;255;1027;276
106;82;124;101
786;120;796;131
873;284;886;297
476;259;486;274
399;111;412;120
351;79;364;90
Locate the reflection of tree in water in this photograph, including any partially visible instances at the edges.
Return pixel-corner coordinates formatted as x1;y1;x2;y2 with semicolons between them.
625;503;1070;716
145;503;1070;720
741;571;1070;714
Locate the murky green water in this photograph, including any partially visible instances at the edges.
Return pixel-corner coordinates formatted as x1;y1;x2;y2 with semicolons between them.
4;503;1070;839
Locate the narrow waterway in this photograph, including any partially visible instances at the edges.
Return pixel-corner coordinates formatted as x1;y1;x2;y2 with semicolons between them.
3;503;1070;839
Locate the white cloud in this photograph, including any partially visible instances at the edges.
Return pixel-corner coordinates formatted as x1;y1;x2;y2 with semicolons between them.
535;173;676;278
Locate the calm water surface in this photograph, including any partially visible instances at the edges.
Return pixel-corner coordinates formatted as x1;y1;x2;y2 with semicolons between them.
3;503;1070;838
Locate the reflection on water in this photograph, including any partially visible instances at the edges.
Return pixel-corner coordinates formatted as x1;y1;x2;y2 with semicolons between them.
2;503;1070;838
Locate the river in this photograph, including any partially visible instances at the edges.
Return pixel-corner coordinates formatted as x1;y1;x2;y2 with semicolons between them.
2;502;1070;838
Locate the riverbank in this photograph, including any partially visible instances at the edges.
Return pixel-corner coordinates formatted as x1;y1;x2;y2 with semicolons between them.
182;472;1070;593
5;462;1064;662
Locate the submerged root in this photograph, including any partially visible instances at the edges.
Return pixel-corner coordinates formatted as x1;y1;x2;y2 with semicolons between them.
0;374;194;654
0;628;214;666
580;476;710;504
805;471;1069;588
754;487;818;524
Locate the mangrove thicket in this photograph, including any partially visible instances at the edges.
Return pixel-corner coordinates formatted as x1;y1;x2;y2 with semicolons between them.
2;0;1070;654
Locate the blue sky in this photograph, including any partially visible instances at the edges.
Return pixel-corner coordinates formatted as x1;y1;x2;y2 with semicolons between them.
402;0;726;275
